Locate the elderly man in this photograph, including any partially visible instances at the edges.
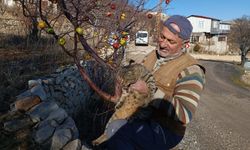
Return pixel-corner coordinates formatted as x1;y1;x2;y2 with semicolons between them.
102;15;206;150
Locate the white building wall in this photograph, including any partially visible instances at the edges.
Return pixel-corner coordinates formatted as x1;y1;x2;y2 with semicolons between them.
219;24;230;30
3;0;15;6
188;17;211;33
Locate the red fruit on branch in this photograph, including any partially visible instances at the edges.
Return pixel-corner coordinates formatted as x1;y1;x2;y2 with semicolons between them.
166;0;170;4
112;43;120;49
110;3;116;10
147;13;153;19
106;12;112;17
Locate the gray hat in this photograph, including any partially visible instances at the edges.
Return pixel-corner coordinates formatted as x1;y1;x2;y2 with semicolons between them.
163;15;193;40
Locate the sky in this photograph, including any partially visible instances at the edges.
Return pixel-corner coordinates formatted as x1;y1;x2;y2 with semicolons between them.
145;0;250;21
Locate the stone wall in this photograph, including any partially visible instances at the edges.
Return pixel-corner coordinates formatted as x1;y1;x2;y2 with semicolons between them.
0;11;27;35
1;61;115;150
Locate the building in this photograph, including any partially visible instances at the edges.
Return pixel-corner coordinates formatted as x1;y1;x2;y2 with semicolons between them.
2;0;15;7
187;15;231;54
2;0;57;11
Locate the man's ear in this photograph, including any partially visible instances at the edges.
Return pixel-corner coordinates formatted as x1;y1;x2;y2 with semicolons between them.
182;40;190;49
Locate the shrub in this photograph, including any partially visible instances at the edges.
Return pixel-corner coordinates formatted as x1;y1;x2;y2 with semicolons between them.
193;44;201;52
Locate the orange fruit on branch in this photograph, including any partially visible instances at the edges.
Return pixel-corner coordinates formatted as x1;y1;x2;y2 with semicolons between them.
38;21;46;29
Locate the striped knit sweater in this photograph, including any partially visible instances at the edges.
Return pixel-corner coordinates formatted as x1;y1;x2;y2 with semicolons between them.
152;62;205;125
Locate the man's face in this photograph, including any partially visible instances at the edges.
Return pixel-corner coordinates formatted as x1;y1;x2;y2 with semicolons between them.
157;24;183;58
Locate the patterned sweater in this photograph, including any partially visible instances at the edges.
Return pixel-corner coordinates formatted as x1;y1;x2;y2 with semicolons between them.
151;56;205;125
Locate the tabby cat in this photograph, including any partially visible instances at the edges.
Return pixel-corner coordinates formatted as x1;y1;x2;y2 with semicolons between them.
92;62;156;145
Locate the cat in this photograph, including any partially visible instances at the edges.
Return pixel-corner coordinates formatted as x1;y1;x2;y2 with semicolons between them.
92;61;156;146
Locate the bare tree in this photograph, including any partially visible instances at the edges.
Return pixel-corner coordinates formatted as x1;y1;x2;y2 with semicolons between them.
0;0;7;15
14;0;165;103
228;15;250;65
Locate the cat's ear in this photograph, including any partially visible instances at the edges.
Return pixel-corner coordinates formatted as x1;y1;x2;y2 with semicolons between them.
129;59;135;65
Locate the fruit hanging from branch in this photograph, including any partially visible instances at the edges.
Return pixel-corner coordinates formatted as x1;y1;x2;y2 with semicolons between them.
120;13;126;20
108;59;113;65
119;38;126;46
76;27;84;35
122;31;127;35
93;32;98;37
58;38;66;46
112;42;120;49
83;53;92;60
147;13;153;19
110;3;116;10
112;34;118;40
106;12;112;17
38;21;46;29
47;28;54;34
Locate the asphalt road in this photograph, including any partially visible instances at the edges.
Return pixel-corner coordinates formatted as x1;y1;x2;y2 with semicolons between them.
177;61;250;150
127;45;250;150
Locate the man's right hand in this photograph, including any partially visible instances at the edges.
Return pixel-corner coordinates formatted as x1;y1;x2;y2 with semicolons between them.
130;80;149;95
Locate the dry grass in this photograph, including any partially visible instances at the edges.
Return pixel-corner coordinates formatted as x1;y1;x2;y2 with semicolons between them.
230;65;250;89
0;34;73;113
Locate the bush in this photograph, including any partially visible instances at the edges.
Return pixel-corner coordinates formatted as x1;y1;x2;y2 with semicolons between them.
193;44;201;52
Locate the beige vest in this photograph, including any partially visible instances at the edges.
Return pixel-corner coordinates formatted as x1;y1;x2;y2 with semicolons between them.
143;50;198;98
143;50;200;135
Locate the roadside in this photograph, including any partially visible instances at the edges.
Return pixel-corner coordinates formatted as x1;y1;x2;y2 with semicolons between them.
126;43;241;63
190;53;241;63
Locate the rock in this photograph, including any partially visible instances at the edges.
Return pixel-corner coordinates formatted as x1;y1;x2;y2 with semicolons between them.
28;79;42;89
28;101;59;123
81;144;92;150
34;123;56;144
1;61;113;149
57;117;79;139
42;78;55;85
14;96;41;111
63;139;82;150
241;73;250;85
16;90;32;100
30;84;47;101
51;128;72;150
4;117;34;132
45;108;68;124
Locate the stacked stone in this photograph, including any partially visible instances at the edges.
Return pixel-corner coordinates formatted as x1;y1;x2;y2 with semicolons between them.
0;12;26;35
1;61;114;150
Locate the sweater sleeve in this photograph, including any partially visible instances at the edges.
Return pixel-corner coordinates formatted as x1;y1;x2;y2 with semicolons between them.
153;65;205;124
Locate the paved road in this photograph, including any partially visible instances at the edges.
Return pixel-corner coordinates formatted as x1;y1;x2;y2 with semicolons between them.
180;61;250;150
127;45;250;150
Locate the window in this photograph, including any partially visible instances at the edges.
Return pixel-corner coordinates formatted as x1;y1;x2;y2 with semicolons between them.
198;21;204;28
212;21;219;28
218;36;226;41
191;36;199;43
136;33;148;38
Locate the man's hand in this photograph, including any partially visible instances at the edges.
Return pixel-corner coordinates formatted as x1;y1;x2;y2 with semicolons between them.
130;80;149;95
